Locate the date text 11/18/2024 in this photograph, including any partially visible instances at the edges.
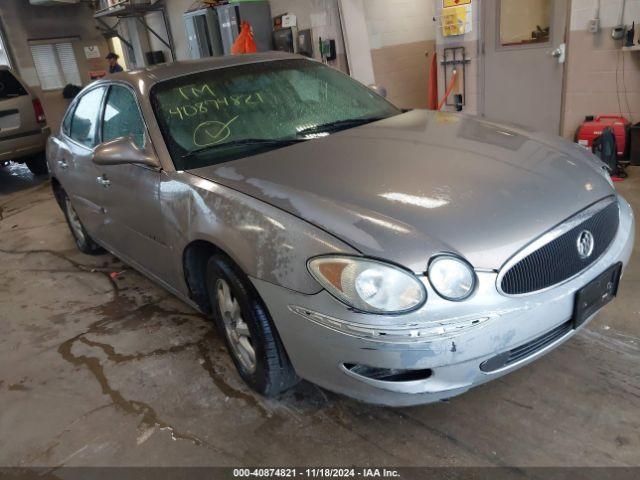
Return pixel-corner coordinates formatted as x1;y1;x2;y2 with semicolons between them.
232;468;402;478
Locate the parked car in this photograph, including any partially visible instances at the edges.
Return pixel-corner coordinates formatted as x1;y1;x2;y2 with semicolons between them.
47;53;634;406
0;66;50;175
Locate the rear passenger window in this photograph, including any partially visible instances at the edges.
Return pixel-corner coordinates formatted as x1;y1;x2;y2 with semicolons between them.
102;85;145;148
70;87;105;148
0;70;28;99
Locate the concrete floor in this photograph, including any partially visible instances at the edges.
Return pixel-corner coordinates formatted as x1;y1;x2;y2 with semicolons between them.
1;163;639;468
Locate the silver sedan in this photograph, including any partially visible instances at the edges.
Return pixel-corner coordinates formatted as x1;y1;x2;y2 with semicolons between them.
47;52;634;406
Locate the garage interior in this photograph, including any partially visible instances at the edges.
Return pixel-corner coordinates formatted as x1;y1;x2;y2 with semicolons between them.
1;0;640;471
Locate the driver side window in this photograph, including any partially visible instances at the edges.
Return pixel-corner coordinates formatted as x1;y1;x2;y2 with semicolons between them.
102;85;145;149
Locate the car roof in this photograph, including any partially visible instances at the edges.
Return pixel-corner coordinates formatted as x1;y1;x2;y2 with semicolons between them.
94;51;308;95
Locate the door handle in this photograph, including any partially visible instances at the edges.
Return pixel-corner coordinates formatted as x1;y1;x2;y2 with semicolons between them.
96;175;111;188
57;159;68;169
550;43;566;64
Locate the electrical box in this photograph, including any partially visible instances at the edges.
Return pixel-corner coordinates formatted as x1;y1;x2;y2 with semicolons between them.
216;1;274;55
274;27;297;53
297;29;313;57
183;8;223;59
320;38;336;62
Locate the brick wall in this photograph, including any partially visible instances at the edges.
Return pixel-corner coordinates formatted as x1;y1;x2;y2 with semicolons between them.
563;0;640;138
364;0;436;49
370;40;435;109
364;0;436;109
268;0;349;73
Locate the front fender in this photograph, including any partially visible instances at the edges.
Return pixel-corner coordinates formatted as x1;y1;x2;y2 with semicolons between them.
162;172;359;295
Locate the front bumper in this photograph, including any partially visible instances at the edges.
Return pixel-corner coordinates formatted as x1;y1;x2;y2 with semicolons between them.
252;196;635;407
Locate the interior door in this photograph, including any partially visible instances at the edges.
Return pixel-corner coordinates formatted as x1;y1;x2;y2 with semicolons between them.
483;0;568;134
96;84;172;281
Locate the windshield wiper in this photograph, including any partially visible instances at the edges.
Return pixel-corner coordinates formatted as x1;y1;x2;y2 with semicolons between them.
296;116;388;136
181;138;305;160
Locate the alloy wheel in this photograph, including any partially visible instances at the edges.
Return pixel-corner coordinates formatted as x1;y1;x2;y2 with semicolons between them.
65;197;86;243
216;278;256;373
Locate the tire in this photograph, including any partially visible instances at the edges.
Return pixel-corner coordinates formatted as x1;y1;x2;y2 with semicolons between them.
206;254;299;396
25;152;48;176
60;189;104;255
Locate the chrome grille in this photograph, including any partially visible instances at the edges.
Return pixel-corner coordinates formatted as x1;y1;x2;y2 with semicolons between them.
499;198;619;295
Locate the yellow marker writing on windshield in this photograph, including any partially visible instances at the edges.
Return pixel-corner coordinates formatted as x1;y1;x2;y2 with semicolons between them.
193;115;240;147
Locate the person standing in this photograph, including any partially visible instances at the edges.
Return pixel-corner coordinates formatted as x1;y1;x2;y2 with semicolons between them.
106;52;124;74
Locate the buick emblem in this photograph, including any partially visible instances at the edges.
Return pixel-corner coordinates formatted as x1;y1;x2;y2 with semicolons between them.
576;230;595;259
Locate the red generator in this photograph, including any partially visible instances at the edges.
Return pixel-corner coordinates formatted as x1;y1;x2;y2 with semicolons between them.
576;115;630;157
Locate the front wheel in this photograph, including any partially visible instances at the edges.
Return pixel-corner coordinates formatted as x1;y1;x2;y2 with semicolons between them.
60;189;104;255
206;254;299;396
25;152;48;176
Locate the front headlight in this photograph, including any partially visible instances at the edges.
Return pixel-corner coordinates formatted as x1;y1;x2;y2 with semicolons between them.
428;255;476;301
307;256;426;314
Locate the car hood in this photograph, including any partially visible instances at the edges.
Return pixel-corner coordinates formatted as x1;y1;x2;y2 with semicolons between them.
190;110;614;272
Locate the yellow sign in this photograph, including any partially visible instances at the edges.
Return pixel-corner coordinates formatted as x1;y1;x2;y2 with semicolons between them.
443;0;471;7
442;5;469;36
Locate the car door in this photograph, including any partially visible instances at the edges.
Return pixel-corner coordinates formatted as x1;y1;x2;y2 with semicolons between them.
95;83;172;281
57;86;108;239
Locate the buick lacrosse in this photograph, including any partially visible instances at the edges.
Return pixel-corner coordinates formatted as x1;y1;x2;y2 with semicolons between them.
47;52;634;406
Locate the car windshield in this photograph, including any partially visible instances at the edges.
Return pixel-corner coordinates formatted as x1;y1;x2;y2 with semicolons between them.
151;59;401;170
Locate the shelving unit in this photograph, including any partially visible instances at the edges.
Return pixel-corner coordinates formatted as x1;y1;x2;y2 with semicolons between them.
94;0;163;18
93;0;175;63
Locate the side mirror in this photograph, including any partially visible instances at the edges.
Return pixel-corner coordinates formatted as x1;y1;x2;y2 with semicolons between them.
368;84;388;99
93;136;159;168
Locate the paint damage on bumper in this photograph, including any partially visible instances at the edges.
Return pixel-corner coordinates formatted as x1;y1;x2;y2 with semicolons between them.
251;196;635;407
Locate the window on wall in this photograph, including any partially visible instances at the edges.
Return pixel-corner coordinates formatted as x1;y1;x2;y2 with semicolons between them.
499;0;551;47
30;42;82;90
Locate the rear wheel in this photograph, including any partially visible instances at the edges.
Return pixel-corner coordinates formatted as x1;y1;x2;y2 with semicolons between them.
60;189;104;255
206;254;298;396
25;152;48;176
